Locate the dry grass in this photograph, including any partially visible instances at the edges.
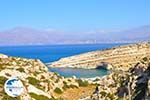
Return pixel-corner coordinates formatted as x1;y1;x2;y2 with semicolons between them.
53;84;96;100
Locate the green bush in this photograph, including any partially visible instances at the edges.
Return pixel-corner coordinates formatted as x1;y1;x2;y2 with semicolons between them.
76;79;88;87
62;84;70;90
62;84;78;90
27;77;40;86
143;57;148;61
17;68;25;72
29;93;50;100
107;93;115;100
54;87;63;94
0;64;5;71
100;91;107;97
27;77;44;90
63;81;67;84
54;72;58;75
69;84;78;88
0;76;7;85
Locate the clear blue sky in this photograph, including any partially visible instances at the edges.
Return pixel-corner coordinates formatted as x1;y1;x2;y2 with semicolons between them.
0;0;150;31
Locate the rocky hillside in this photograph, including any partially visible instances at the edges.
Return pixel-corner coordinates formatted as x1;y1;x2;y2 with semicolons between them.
0;47;150;100
49;42;150;71
0;54;92;100
86;56;150;100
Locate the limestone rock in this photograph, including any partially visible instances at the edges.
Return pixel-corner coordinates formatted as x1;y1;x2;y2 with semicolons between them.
49;42;150;71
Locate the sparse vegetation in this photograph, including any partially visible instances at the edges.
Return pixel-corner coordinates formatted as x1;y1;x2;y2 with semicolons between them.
62;84;78;90
54;87;63;94
29;92;50;100
27;77;40;86
0;76;7;85
55;78;59;83
17;68;25;72
63;81;67;84
0;64;5;71
2;93;21;100
107;93;115;100
76;79;88;87
143;57;148;61
100;91;107;97
62;84;69;90
27;77;44;90
69;84;78;88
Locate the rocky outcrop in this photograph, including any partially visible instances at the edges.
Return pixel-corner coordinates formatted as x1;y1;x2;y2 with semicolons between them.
85;56;150;100
49;42;150;70
0;54;80;100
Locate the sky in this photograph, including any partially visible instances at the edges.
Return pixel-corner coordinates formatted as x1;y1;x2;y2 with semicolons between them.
0;0;150;31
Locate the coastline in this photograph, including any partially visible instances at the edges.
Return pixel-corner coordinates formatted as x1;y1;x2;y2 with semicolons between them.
0;42;150;99
49;42;150;71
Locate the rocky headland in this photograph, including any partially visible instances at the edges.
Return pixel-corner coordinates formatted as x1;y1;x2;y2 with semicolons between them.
49;42;150;71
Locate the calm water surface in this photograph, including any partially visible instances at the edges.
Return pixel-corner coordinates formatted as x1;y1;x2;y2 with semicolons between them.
49;67;109;78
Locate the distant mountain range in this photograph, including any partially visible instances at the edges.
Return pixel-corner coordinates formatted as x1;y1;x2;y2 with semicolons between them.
0;25;150;45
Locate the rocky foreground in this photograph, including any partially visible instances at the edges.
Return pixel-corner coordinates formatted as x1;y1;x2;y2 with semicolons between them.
0;54;94;100
49;42;150;70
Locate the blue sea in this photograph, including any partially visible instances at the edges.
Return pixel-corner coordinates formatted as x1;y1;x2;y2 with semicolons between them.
0;44;125;63
0;43;126;78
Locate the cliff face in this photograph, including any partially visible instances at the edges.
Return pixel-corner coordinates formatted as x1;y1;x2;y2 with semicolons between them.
49;42;150;70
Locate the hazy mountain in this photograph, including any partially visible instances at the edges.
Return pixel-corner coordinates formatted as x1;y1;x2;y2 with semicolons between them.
0;26;150;45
